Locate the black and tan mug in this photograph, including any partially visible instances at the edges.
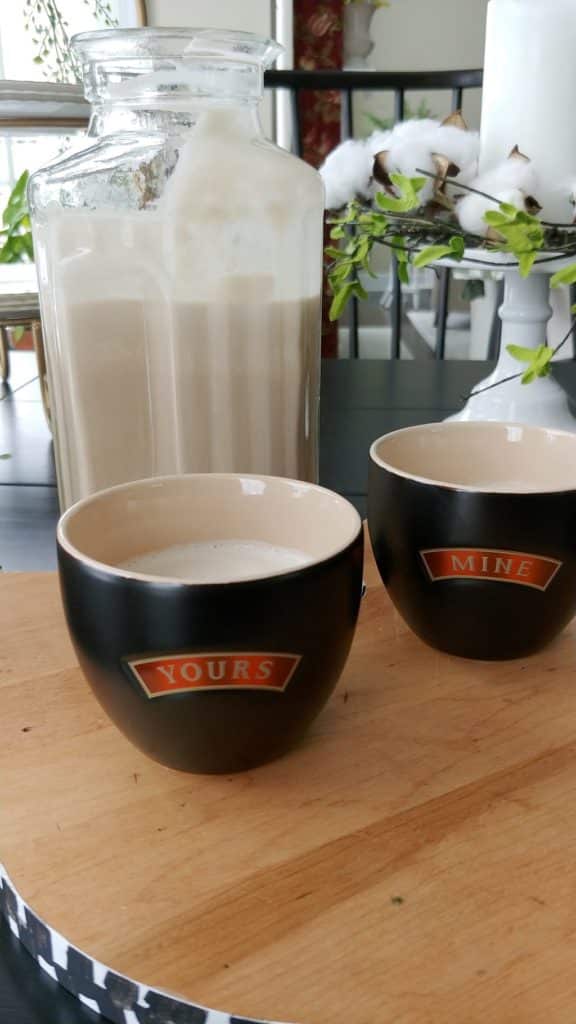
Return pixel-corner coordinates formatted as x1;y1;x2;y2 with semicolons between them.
57;474;363;773
368;421;576;660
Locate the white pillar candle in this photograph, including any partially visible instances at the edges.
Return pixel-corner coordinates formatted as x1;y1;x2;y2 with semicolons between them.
480;0;576;223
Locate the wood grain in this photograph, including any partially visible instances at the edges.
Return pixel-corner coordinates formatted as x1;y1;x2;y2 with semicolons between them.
2;549;576;1023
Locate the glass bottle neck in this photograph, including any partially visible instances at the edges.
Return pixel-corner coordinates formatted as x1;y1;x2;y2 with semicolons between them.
87;99;262;138
73;29;281;138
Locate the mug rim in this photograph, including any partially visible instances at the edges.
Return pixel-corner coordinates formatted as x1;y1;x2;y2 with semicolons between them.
369;420;576;495
57;473;363;587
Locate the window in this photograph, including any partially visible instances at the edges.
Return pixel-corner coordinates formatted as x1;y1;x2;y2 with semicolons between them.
0;1;138;210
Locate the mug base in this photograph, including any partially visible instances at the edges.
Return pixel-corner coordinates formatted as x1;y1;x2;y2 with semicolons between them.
416;633;554;662
123;727;311;775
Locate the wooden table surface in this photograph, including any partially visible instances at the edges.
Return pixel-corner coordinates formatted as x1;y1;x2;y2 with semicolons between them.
3;543;576;1023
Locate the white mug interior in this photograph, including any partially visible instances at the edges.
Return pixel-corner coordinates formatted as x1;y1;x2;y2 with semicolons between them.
370;421;576;494
57;474;362;584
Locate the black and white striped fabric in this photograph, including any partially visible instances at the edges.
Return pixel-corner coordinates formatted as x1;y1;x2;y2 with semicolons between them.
0;862;287;1024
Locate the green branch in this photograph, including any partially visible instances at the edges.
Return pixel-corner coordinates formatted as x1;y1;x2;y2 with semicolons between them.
325;173;576;387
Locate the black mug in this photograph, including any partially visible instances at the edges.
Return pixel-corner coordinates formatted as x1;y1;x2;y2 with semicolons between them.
368;421;576;660
58;474;363;773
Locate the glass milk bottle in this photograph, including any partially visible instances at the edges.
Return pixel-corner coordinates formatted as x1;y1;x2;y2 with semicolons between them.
28;29;324;510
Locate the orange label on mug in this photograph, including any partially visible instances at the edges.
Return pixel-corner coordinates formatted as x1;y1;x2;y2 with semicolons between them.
420;548;562;591
126;652;302;699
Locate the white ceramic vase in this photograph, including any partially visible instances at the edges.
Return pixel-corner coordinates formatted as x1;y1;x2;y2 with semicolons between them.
343;2;377;70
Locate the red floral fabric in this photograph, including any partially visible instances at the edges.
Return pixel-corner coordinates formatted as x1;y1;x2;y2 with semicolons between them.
294;1;343;168
294;0;343;357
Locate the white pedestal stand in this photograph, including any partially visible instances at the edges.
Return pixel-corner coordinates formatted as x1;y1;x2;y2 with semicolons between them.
447;261;576;432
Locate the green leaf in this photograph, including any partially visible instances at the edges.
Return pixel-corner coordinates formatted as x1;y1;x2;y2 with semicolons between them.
371;218;389;237
521;368;538;385
518;251;536;277
462;278;485;302
483;200;544;274
507;343;554;383
325;246;344;261
389;234;411;282
329;261;354;286
507;344;536;364
397;260;410;285
329;283;355;321
483;210;509;228
21;233;34;260
533;345;554;375
375;174;426;214
375;192;392;212
413;235;465;268
4;207;28;232
352;281;368;300
499;202;518;218
330;225;345;240
394;173;427;194
11;169;29;201
3;171;29;228
0;230;32;263
344;201;361;224
551;262;576;288
390;234;408;262
365;97;435;132
356;236;371;262
413;244;454;268
0;237;18;263
0;171;33;262
449;235;465;260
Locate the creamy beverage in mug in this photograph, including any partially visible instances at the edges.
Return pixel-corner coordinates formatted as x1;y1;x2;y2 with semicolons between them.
120;540;312;582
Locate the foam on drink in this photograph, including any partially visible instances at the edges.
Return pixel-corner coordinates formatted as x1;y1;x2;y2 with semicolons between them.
120;539;312;582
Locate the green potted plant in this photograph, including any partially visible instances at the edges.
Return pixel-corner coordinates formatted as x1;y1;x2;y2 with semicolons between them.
0;171;34;381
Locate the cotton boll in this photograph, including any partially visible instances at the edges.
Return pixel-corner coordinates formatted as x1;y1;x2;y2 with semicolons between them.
373;121;479;173
322;117;482;213
365;129;393;157
541;178;576;223
319;138;374;210
393;123;480;200
385;119;441;144
457;159;481;188
378;142;438;202
367;119;480;203
457;186;525;236
456;152;543;235
476;154;539;199
367;122;441;202
366;121;440;163
431;125;480;176
456;193;488;236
